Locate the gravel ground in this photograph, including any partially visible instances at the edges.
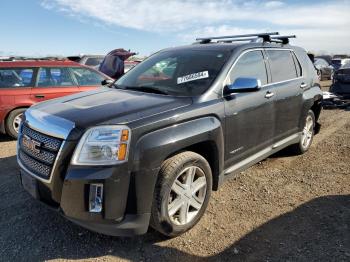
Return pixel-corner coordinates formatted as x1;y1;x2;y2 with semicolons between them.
0;81;349;262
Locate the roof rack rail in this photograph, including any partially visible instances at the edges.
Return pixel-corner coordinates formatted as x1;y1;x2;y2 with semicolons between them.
196;32;279;44
216;37;258;43
270;35;296;44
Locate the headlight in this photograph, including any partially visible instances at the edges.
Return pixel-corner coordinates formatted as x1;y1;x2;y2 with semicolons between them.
71;125;131;165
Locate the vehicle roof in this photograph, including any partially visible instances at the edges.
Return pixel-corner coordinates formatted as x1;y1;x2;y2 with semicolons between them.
160;41;302;53
67;55;104;58
0;60;83;68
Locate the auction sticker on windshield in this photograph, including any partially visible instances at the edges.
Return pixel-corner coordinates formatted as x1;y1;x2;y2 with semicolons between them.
177;71;209;84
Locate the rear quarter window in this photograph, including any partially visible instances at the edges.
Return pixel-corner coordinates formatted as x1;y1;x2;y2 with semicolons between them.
292;52;302;77
266;50;298;82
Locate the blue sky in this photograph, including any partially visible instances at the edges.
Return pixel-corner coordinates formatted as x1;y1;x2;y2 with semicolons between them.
0;0;349;57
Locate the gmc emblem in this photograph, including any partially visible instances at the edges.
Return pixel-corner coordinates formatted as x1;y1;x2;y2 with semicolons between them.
22;135;41;154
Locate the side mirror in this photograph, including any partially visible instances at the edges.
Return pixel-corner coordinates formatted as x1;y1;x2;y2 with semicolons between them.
224;77;261;95
101;79;114;86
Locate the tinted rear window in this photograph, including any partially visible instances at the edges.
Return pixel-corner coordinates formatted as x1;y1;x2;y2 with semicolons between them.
292;53;302;77
0;68;35;88
266;50;298;82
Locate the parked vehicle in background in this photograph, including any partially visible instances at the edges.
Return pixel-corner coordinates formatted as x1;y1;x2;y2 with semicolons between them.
331;58;350;71
16;32;322;237
314;58;334;80
315;55;332;64
330;62;350;98
67;55;105;69
0;58;111;138
124;60;141;73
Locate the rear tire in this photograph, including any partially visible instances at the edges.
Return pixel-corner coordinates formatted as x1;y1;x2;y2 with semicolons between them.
289;110;315;155
150;151;212;237
6;108;26;139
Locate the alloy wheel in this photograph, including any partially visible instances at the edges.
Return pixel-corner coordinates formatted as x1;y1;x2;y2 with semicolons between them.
301;115;314;149
13;113;23;134
167;166;207;226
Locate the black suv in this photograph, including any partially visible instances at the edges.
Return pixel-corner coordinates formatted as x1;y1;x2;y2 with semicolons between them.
17;33;322;237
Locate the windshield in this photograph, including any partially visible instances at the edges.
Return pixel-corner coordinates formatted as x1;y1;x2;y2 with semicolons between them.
116;49;231;96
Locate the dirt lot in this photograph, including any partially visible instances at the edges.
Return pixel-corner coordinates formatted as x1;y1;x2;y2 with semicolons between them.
0;81;349;262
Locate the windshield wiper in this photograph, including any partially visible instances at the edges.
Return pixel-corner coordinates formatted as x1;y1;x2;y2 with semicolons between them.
123;86;169;95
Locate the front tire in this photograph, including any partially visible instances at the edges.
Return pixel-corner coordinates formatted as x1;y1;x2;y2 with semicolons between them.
6;108;26;139
289;110;315;155
151;151;212;237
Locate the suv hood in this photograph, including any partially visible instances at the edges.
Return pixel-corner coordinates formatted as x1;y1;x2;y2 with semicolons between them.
29;88;192;132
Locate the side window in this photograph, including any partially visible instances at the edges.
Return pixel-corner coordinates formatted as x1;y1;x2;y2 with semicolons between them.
292;52;302;77
266;50;298;82
0;68;34;88
70;67;105;86
229;51;268;85
37;67;75;87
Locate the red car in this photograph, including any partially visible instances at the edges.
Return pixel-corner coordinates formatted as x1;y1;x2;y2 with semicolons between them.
0;58;111;138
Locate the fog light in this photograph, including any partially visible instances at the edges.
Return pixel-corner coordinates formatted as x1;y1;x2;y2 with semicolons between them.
89;184;103;213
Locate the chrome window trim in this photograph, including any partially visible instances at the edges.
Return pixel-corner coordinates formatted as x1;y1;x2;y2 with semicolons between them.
222;48;304;96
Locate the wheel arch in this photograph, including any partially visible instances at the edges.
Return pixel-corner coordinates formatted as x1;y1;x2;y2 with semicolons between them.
3;106;29;134
164;140;221;191
133;116;224;191
301;86;323;133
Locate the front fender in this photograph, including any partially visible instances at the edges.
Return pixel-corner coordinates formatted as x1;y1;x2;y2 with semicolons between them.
128;116;224;215
133;116;224;172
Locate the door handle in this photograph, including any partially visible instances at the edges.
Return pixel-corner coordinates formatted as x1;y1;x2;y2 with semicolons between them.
265;91;275;99
300;83;308;89
34;94;45;98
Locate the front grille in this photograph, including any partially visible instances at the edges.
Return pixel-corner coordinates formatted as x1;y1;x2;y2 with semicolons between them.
18;125;63;180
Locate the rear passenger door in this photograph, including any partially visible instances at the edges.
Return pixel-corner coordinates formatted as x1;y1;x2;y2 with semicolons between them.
0;67;36;116
224;50;275;168
31;67;79;102
265;49;304;141
69;67;106;92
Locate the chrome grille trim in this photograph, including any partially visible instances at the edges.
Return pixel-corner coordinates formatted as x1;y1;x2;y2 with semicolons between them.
22;125;61;151
17;124;66;183
19;138;56;165
19;150;51;178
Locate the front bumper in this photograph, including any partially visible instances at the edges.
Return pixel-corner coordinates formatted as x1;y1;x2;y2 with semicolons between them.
66;214;150;236
17;108;160;236
19;164;159;236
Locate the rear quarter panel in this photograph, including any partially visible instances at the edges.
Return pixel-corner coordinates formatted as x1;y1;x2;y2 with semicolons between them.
294;47;323;128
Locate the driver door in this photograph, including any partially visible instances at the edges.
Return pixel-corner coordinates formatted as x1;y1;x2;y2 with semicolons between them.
224;50;276;170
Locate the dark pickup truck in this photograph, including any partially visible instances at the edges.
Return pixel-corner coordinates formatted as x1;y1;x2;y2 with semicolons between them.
17;33;322;237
